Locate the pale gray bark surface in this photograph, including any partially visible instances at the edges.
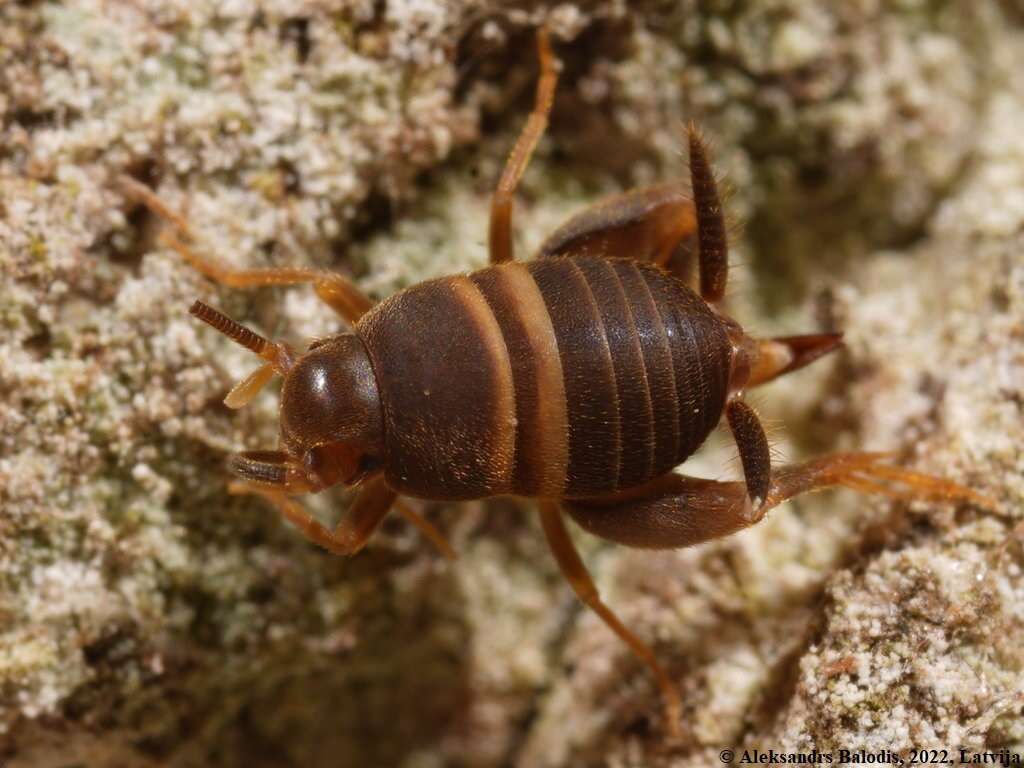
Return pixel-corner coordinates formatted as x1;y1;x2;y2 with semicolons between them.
1;2;1021;765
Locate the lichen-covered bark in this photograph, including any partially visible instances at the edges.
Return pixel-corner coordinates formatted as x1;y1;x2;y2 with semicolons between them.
1;2;1021;766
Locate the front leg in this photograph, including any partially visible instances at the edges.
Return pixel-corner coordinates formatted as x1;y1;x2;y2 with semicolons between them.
228;455;456;559
231;473;398;556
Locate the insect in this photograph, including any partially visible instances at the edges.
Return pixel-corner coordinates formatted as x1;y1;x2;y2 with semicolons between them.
123;29;993;740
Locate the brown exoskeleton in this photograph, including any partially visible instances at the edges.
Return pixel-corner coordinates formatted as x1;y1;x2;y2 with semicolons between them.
123;30;995;739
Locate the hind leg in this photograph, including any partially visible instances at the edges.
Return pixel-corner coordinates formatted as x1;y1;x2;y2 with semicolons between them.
564;454;997;551
120;176;373;323
686;123;730;303
535;124;730;297
537;183;699;281
555;455;994;741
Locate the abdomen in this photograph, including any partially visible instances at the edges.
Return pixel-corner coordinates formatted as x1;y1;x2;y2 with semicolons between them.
357;256;731;500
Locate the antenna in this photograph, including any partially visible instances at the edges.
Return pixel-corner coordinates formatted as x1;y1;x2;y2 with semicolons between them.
190;300;268;354
189;300;293;374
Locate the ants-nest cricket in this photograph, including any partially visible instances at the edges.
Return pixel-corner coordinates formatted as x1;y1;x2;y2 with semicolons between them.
121;29;996;740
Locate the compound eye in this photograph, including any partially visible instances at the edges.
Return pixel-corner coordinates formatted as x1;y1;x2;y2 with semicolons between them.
358;455;382;476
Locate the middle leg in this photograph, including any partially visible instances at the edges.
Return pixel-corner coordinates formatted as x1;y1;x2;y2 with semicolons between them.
538;500;684;739
120;176;373;324
489;28;559;264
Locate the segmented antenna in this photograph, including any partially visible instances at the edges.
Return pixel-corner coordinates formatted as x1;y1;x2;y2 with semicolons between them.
190;300;268;355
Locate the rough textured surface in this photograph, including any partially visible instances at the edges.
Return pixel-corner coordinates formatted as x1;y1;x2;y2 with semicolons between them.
1;1;1021;766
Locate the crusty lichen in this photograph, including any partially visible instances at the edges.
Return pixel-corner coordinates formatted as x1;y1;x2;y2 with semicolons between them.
2;1;1022;766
